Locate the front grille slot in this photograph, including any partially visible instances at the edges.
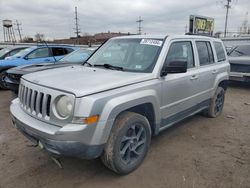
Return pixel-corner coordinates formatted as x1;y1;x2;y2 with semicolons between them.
33;91;38;112
19;84;52;120
46;95;51;116
39;93;44;114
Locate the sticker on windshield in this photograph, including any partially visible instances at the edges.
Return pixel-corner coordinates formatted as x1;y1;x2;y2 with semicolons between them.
140;39;163;47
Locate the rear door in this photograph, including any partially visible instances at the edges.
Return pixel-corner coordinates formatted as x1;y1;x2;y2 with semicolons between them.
194;40;216;103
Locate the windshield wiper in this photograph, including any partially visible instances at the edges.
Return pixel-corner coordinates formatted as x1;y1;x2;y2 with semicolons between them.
234;49;246;56
93;64;124;71
82;61;92;67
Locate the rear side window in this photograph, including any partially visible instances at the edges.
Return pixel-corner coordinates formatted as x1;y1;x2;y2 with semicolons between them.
164;41;194;68
66;48;74;54
196;41;214;66
213;42;226;62
51;47;67;56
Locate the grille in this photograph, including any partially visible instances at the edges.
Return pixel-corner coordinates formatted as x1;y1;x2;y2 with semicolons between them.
19;84;52;120
230;64;250;73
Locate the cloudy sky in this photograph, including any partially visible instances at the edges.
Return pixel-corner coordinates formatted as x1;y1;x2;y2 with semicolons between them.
0;0;249;41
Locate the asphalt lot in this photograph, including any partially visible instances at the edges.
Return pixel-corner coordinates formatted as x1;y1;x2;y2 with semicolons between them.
0;83;250;188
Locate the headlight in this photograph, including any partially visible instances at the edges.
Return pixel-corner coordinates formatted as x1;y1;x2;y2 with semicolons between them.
55;96;73;118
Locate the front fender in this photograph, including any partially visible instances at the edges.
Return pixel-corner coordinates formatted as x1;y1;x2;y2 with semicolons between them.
92;89;160;144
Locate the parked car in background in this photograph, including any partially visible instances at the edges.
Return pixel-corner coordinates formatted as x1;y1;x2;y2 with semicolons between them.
0;46;27;60
228;44;250;82
0;45;77;89
4;48;96;93
10;35;229;174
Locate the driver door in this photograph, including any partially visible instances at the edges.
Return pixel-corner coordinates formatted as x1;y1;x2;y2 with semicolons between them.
25;47;54;64
160;40;200;128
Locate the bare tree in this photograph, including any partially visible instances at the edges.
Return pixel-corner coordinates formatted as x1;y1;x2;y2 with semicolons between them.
34;33;45;42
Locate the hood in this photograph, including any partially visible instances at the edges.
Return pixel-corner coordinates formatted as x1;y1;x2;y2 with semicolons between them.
23;65;154;97
229;56;250;66
7;62;72;75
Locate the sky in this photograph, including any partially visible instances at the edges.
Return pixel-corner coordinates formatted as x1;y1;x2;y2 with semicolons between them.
0;0;249;41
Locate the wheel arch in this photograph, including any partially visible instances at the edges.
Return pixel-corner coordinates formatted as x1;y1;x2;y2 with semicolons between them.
97;90;161;144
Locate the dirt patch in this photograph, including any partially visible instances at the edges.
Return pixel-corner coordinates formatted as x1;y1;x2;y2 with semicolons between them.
0;84;250;188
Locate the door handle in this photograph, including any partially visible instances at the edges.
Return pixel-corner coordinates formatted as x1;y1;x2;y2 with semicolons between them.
190;75;199;80
44;59;51;62
212;70;218;74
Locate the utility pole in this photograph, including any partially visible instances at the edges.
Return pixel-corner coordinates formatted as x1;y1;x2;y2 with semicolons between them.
15;20;22;42
74;6;80;38
136;16;143;35
224;0;232;37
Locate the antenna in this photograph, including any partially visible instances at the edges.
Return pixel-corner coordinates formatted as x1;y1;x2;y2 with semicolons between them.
136;16;143;35
15;20;22;42
74;6;81;38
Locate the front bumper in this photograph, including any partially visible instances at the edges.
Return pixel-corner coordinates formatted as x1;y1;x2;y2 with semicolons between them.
229;72;250;82
10;99;104;159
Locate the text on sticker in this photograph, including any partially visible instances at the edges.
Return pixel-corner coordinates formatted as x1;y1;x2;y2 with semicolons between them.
140;39;163;47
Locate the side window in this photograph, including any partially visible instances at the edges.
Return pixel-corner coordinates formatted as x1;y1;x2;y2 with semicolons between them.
27;48;50;59
66;48;74;54
164;41;194;68
196;41;214;66
52;47;67;56
8;49;20;56
213;42;226;62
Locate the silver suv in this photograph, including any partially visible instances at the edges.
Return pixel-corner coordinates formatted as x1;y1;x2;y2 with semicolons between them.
10;35;230;174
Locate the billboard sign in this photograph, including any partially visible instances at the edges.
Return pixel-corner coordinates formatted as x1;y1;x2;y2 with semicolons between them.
189;15;214;36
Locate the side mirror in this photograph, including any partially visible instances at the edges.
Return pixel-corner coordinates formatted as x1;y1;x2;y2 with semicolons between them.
161;60;187;76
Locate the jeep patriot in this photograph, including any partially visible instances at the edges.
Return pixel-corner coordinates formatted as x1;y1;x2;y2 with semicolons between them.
10;35;230;174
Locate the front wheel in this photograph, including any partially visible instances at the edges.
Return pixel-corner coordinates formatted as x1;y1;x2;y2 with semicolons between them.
101;111;151;175
207;86;225;118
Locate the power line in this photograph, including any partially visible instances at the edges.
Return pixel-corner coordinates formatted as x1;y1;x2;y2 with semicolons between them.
15;20;22;42
136;16;143;35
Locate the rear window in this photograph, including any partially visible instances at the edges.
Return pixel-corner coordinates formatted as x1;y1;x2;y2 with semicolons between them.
196;41;214;66
213;42;226;62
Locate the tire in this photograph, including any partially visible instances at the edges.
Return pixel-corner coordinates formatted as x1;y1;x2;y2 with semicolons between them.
207;86;225;118
101;111;152;175
0;70;8;90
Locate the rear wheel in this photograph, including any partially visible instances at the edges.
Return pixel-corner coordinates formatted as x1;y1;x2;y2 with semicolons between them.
0;70;8;90
207;86;225;118
101;111;151;175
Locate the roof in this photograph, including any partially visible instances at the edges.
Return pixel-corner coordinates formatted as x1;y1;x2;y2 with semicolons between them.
113;34;221;41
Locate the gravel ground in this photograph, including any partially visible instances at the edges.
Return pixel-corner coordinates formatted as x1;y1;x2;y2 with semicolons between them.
0;83;249;188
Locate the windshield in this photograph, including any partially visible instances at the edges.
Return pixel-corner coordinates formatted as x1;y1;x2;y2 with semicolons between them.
87;38;163;73
12;47;33;58
0;48;10;57
59;48;94;63
229;45;250;57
